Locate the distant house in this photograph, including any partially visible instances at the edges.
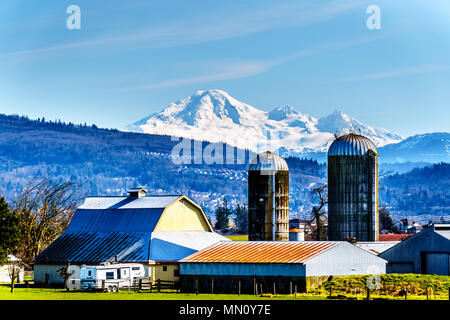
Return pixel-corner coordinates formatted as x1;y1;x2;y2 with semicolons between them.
34;188;229;287
0;255;24;283
379;224;450;275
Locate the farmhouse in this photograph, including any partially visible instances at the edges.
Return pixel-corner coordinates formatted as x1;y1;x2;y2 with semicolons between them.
179;241;387;293
379;224;450;275
33;188;229;286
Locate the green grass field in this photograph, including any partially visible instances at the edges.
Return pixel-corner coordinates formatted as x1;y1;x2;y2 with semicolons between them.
225;235;248;241
0;286;326;300
1;285;448;300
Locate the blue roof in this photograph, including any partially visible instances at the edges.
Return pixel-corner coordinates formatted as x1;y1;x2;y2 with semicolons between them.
35;195;229;265
66;208;164;233
35;232;150;264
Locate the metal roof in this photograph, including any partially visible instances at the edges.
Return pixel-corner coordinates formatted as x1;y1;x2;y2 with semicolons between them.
328;133;377;156
248;151;289;172
66;208;164;233
180;241;340;264
436;230;450;240
150;232;229;262
355;242;400;255
36;231;230;264
78;195;181;210
35;232;151;264
35;194;229;265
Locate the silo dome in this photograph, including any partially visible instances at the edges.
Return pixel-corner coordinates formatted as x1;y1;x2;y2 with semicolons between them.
249;151;289;172
327;133;379;242
328;133;377;156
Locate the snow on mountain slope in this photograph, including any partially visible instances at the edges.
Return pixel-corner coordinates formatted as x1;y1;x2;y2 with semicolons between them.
127;89;404;155
379;132;450;163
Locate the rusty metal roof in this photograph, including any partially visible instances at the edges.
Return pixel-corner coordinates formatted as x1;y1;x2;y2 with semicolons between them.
328;133;377;156
180;241;340;264
248;151;289;172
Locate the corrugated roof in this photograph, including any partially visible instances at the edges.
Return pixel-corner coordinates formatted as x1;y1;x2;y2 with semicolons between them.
36;231;230;264
436;230;450;240
328;133;377;156
66;208;164;233
180;241;340;264
248;151;289;172
378;234;413;241
35;232;150;264
35;194;229;265
355;242;399;255
78;195;181;210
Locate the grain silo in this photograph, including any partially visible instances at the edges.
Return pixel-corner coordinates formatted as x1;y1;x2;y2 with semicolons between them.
327;133;379;241
248;151;289;241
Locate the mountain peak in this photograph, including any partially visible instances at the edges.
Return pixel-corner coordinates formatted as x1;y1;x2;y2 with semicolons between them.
127;90;404;152
268;104;301;121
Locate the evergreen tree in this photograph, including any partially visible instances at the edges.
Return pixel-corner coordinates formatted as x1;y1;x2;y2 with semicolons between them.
0;197;20;265
214;198;231;232
233;204;248;234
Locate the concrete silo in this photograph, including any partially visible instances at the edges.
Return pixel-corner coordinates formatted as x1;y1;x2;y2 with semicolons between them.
248;151;289;241
327;133;379;241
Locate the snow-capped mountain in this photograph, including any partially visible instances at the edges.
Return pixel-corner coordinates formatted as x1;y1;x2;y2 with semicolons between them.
127;89;404;155
379;132;450;163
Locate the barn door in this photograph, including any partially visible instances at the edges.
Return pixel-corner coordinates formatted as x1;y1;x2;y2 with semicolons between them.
426;253;450;275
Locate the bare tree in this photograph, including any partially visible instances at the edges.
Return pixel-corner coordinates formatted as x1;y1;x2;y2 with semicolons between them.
306;184;328;241
7;257;22;293
14;176;85;268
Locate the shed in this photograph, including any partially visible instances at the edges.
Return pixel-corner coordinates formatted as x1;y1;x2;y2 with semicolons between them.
179;241;386;293
34;192;229;287
379;225;450;275
0;255;24;283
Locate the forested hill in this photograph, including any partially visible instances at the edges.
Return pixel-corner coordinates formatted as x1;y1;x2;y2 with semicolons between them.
0;113;447;221
0;113;325;216
380;163;450;221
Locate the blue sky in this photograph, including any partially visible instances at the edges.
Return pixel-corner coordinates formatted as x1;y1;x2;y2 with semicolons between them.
0;0;449;137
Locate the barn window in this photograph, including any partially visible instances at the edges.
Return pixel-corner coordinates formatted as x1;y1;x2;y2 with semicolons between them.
163;266;167;271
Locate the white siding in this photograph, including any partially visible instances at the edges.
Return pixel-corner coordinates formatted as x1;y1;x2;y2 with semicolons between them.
33;264;66;285
305;242;386;276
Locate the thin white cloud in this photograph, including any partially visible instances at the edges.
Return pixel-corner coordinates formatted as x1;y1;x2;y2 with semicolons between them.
118;61;277;91
0;0;362;59
118;33;388;91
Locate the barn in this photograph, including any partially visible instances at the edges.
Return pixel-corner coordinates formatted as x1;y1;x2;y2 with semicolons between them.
378;224;450;275
33;188;229;286
179;241;387;293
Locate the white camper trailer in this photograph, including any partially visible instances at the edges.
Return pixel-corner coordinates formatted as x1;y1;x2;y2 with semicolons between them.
67;263;145;291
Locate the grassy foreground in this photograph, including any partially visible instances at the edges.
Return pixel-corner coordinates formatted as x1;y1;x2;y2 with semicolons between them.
1;274;448;300
225;235;248;241
0;286;326;300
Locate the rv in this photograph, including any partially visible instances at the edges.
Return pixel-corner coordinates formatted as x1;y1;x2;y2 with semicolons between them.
67;263;145;291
